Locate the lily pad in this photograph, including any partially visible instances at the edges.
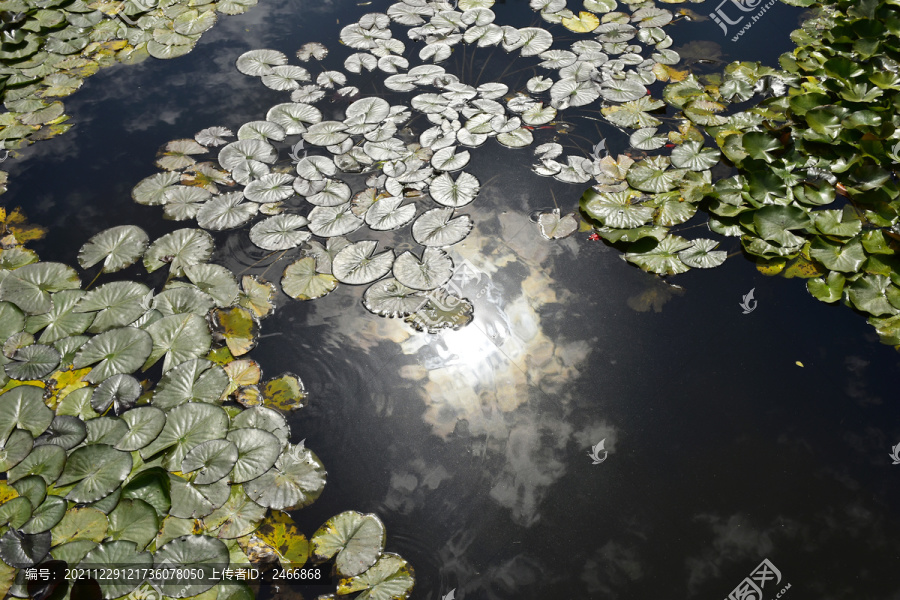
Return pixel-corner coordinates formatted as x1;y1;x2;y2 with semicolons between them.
243;442;326;510
282;257;338;300
115;406;167;452
182;439;239;485
225;428;282;484
0;385;53;444
144;229;215;277
73;327;153;383
392;249;453;291
140;402;229;471
261;373;307;412
311;510;385;577
336;553;415;600
143;313;212;373
332;241;395;285
5;344;60;380
249;214;311;251
152;359;229;409
0;262;80;315
57;444;132;503
412;208;473;247
91;373;141;416
78;226;149;273
153;535;229;597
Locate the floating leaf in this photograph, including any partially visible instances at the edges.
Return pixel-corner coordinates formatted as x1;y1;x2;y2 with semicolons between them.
203;486;266;539
249;215;311;251
140;403;229;472
262;373;307;412
0;529;50;568
281;257;338;300
5;344;59;381
562;11;599;32
73;327;153;383
336;553;415;600
115;406;166;452
143;314;212;373
25;290;93;344
209;307;258;357
311;510;385;577
8;443;64;485
91;373;141;416
364;197;417;231
392;249;453;291
254;511;309;568
144;229;215;277
0;386;53;443
678;239;727;268
73;282;150;335
153;535;229;598
670;141;720;171
332;241;395;285
107;499;159;549
0;262;80;315
243;442;326;510
538;208;578;239
226;428;281;484
35;414;85;450
363;279;426;318
58;445;132;503
412;208;473;247
182;439;239;485
0;429;34;471
78;226;149;274
196;193;258;231
307;203;364;237
625;236;693;275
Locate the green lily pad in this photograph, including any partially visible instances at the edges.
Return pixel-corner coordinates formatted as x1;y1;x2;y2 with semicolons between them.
311;510;385;577
809;237;867;273
230;406;289;449
0;385;53;444
670;141;720;171
154;535;229;598
181;439;238;485
115;406;166;452
184;264;240;308
5;343;60;380
78;226;150;274
848;274;900;316
140;402;229;471
678;239;727;269
225;428;281;484
73;327;153;383
79;540;153;599
336;553;415;600
85;417;128;446
153;359;228;409
0;429;34;471
144;229;215;277
8;443;65;485
57;444;133;503
0;528;50;568
92;373;141;416
122;468;171;520
25;290;93;343
0;497;33;530
807;271;846;303
107;499;159;551
282;257;338;300
21;495;66;534
0;262;80;315
34;414;86;450
143;314;212;373
169;475;230;519
243;442;326;510
203;486;266;539
76;281;152;334
624;236;693;275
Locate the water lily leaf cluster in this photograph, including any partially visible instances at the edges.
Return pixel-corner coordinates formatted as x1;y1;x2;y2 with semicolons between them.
0;228;412;597
127;0;706;331
0;0;263;193
578;0;900;345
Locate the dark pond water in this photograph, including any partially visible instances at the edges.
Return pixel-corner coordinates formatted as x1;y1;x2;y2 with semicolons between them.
6;0;900;598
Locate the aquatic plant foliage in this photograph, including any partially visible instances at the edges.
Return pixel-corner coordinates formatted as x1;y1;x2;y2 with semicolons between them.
0;214;413;597
132;0;709;332
0;0;265;191
580;0;900;345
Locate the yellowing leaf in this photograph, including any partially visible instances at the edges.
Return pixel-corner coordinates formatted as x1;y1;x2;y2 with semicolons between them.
254;511;310;568
209;306;258;357
0;481;19;504
206;346;235;367
756;259;786;276
223;359;261;398
238;276;276;320
652;63;689;82
562;11;600;33
235;384;262;408
262;373;307;412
